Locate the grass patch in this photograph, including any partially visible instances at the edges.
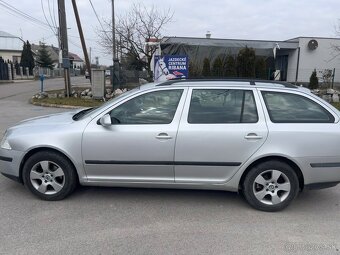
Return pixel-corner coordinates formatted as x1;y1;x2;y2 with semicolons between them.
32;97;104;107
331;102;340;110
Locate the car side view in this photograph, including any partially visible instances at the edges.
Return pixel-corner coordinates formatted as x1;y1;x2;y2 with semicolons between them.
1;79;340;211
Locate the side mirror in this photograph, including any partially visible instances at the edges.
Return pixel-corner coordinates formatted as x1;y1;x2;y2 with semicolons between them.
99;114;112;127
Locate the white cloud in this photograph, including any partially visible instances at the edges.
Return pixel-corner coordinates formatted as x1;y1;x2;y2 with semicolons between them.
1;0;340;65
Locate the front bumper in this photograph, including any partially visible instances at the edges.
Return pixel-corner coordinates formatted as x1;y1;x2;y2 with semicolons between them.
0;148;25;183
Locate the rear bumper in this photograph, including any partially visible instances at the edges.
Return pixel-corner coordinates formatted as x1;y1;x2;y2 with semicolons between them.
0;148;25;183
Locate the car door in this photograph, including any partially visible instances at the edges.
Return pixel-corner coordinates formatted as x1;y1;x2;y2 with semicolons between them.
174;87;268;183
258;89;340;184
82;88;187;182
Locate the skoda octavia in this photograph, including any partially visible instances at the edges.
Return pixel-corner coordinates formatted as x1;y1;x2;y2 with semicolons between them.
1;79;340;211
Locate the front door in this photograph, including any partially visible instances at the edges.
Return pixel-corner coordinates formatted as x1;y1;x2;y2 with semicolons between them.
82;88;187;182
174;87;268;183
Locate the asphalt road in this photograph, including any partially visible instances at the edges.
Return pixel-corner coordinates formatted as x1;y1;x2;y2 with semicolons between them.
0;78;339;255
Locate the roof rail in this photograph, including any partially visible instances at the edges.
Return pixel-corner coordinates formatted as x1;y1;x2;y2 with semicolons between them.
156;78;297;88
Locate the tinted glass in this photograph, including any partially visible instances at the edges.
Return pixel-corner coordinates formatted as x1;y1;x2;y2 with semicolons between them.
110;90;183;124
188;89;258;123
262;91;334;123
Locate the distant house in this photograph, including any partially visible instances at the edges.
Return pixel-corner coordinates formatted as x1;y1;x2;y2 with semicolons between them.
69;52;84;69
31;43;84;69
0;31;24;63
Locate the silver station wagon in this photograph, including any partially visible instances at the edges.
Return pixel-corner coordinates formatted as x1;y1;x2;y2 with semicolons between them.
1;79;340;211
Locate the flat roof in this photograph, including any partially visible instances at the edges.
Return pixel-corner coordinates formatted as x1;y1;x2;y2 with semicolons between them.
161;36;299;49
286;36;340;42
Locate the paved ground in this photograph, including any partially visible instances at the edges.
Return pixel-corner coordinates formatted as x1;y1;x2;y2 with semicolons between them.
0;78;339;255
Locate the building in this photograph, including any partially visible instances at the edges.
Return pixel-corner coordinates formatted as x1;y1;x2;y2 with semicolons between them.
160;36;340;85
69;52;84;69
0;31;24;63
31;43;84;69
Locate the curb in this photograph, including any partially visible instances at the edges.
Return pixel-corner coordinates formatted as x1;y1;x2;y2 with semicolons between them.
29;99;83;109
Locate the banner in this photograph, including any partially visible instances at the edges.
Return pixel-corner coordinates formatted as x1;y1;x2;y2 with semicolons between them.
154;55;188;82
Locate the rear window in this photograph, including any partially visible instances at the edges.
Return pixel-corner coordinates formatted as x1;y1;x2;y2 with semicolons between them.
262;91;335;123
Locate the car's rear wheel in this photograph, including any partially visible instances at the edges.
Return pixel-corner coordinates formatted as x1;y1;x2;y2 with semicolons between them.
22;151;77;200
242;160;299;212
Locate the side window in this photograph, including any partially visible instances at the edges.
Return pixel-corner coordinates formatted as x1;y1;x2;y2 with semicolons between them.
188;89;258;124
110;90;183;124
262;91;335;123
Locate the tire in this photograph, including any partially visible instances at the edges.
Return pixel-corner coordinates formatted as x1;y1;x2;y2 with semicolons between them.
242;160;299;212
22;151;77;201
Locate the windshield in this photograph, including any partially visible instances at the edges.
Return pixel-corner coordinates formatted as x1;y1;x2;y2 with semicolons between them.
72;87;141;121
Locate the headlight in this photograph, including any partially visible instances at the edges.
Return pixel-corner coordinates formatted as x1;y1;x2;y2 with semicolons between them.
0;132;11;150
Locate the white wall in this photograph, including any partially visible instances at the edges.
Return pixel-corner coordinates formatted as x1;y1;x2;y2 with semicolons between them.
285;48;299;83
297;37;340;83
0;50;21;63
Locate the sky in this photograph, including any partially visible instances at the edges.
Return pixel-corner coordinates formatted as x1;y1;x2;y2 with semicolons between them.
1;0;340;65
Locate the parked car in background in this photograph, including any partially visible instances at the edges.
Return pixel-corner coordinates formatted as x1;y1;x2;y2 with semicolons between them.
1;79;340;211
105;69;111;78
85;70;90;79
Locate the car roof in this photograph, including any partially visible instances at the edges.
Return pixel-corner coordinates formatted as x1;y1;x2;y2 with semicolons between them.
155;78;298;88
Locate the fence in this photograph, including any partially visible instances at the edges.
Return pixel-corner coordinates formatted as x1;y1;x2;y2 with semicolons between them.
0;58;10;80
120;69;149;84
285;68;340;88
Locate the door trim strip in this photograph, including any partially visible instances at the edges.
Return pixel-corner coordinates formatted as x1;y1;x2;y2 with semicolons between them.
310;162;340;168
85;160;242;167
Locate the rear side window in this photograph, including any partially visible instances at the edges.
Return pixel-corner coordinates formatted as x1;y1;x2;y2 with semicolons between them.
188;89;258;124
262;91;335;123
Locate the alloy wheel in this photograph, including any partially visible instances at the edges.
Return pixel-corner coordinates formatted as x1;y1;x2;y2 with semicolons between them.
252;169;291;205
30;160;65;195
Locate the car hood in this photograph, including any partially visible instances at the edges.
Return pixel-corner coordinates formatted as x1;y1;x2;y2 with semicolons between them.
14;110;79;128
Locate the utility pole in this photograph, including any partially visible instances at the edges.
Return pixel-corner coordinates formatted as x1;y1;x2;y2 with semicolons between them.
112;0;120;89
56;27;62;77
58;0;71;97
89;47;92;65
71;0;91;81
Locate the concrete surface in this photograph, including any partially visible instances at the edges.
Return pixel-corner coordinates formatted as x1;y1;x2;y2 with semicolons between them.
0;78;339;255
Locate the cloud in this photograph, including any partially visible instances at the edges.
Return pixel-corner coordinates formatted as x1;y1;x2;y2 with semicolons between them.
1;0;339;65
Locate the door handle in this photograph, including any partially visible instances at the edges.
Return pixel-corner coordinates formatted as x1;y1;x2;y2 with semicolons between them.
244;133;263;140
156;133;172;140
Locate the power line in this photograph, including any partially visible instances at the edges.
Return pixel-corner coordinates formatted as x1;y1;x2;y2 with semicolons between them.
69;34;97;42
0;0;51;28
88;0;112;43
0;5;51;32
69;38;82;49
47;0;57;29
51;0;58;30
41;0;57;34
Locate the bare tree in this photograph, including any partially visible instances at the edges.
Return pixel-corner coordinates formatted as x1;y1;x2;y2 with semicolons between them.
331;19;340;58
96;3;173;77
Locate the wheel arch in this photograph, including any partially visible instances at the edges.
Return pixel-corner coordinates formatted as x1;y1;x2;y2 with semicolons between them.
19;147;80;183
239;156;304;191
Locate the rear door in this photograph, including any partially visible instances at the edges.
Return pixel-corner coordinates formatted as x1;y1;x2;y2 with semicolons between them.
258;89;340;184
174;87;268;183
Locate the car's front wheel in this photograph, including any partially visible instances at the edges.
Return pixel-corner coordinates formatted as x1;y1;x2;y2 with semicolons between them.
22;151;77;200
242;160;299;212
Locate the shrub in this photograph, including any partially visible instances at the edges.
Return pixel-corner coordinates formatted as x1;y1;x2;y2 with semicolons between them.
202;58;211;77
309;69;319;89
211;57;224;77
237;46;256;78
223;55;237;77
